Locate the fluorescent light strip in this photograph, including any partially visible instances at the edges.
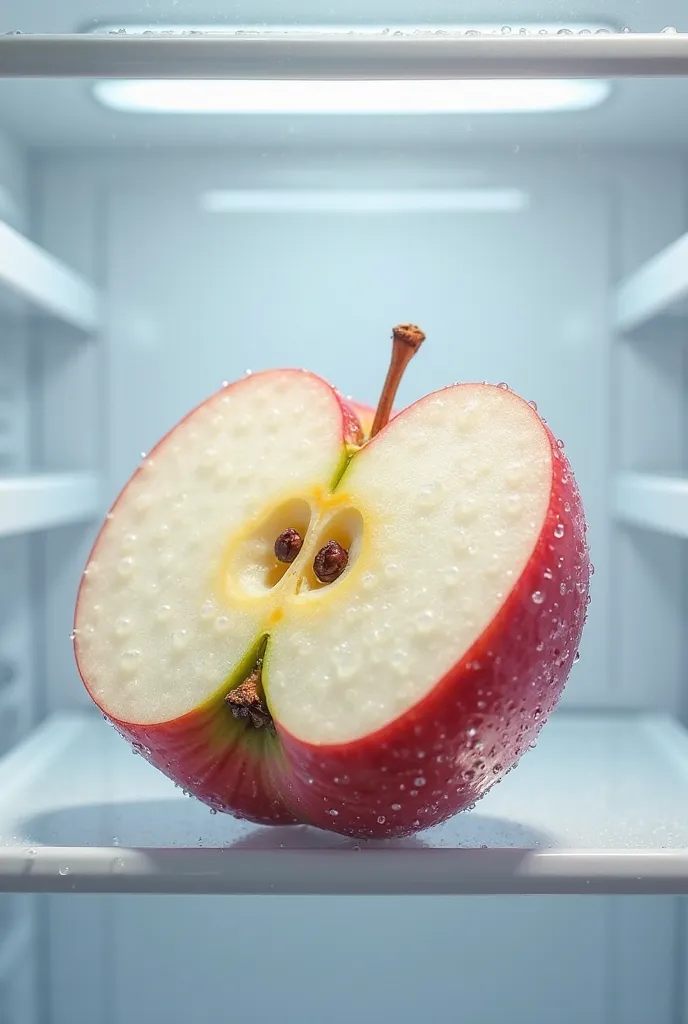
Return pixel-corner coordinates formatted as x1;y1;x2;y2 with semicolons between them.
93;78;611;114
200;189;529;213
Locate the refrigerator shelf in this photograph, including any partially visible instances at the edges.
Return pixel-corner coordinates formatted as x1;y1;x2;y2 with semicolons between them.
615;229;688;331
615;472;688;538
0;220;100;333
0;33;688;81
0;710;687;896
0;473;101;538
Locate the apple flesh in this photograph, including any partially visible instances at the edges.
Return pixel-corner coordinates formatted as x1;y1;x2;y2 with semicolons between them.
74;370;589;839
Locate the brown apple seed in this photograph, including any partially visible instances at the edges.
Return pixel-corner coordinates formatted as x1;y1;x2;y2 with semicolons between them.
274;528;303;564
313;540;349;585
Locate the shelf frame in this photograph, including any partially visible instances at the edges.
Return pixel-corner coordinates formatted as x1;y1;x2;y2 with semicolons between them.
615;230;688;332
0;473;101;538
0;220;101;334
0;34;688;80
615;472;688;538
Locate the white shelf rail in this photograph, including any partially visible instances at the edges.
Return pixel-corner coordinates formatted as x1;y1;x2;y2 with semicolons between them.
615;231;688;332
615;472;688;538
0;34;688;80
0;221;101;333
0;474;101;538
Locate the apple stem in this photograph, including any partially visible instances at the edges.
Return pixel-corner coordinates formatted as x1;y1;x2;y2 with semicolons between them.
370;324;426;440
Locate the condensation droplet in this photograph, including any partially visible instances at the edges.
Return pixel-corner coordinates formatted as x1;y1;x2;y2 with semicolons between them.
156;604;172;622
531;591;545;605
416;481;443;510
391;803;402;811
115;616;132;637
361;572;376;591
377;815;386;824
200;600;215;619
214;616;230;633
415;610;436;635
384;562;400;579
58;866;70;876
391;650;409;674
554;523;565;539
329;808;339;816
454;497;477;523
414;777;426;787
172;629;188;651
120;649;141;672
543;568;553;580
118;556;135;578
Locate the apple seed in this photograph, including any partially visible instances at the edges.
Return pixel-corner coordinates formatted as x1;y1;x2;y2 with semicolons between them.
274;528;303;564
313;540;349;584
225;659;273;730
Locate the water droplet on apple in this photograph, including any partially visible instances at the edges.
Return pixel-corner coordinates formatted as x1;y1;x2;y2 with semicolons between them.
209;808;218;815
69;629;77;641
377;815;386;824
554;523;565;539
531;591;545;605
214;616;230;633
120;649;141;672
329;809;339;817
574;651;581;663
156;604;172;622
467;727;478;738
536;641;545;652
454;497;477;523
391;650;409;674
118;556;135;578
414;777;426;787
244;368;253;376
417;481;443;510
135;493;152;513
200;600;215;619
528;400;538;410
497;380;510;388
384;562;400;579
391;803;402;811
415;610;436;635
332;644;361;680
560;582;567;596
172;629;188;651
361;572;376;591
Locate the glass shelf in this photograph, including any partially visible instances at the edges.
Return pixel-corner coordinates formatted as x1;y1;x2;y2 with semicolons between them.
1;710;687;895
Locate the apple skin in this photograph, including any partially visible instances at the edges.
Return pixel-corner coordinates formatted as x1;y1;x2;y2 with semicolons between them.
75;378;589;841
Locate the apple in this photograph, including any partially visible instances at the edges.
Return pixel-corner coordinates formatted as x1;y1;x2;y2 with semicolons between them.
74;325;589;839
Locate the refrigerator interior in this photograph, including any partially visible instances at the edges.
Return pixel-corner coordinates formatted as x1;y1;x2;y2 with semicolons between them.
2;5;688;1024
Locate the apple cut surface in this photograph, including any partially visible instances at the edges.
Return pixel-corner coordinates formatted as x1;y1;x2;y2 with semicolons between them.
75;368;589;839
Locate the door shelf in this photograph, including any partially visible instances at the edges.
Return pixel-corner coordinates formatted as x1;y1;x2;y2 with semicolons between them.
1;710;688;895
615;230;688;332
0;220;101;333
615;472;688;538
0;473;101;538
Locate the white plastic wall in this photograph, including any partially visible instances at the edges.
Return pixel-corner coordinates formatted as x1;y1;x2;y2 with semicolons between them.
30;145;688;1024
0;125;40;1024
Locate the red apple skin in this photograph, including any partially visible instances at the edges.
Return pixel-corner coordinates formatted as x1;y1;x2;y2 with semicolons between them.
274;414;589;838
75;379;589;841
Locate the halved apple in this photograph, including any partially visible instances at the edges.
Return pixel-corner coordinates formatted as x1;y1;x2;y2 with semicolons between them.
74;328;589;839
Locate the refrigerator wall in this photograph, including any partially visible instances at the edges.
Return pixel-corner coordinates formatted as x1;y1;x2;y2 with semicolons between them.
2;18;688;1024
